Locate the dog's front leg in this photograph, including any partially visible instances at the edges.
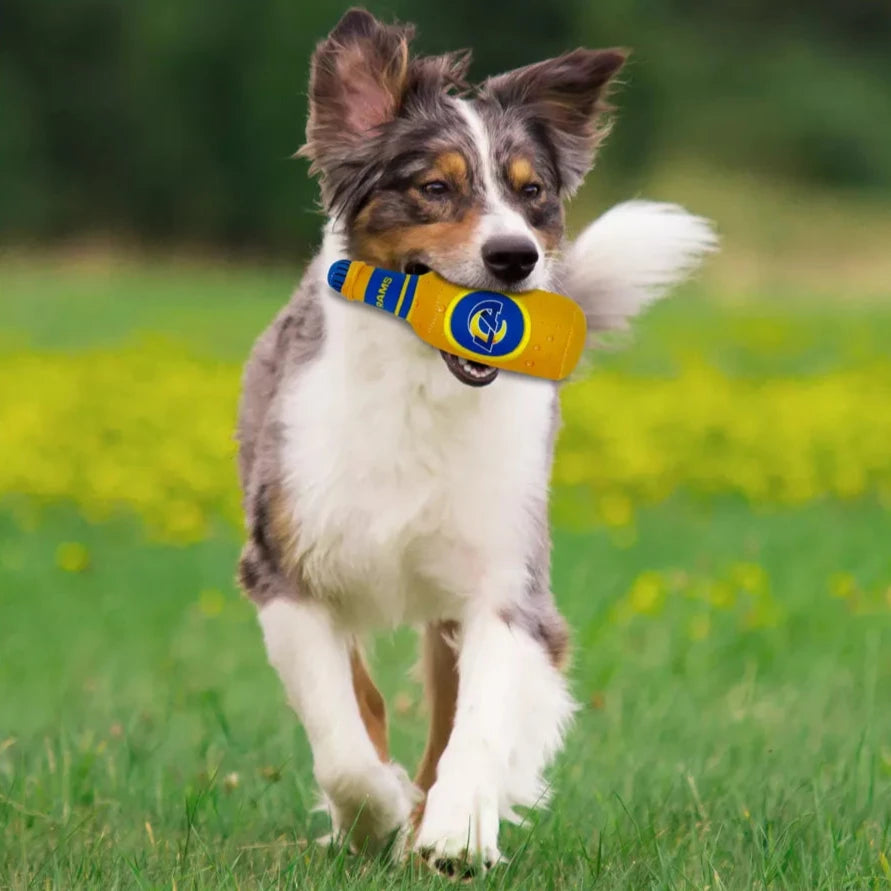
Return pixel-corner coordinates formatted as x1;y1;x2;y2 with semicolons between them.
259;597;419;851
414;609;575;871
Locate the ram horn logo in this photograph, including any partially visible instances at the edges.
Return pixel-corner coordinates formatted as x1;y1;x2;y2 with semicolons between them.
467;299;508;353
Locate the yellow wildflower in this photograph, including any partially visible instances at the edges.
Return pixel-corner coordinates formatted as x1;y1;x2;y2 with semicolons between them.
55;541;90;573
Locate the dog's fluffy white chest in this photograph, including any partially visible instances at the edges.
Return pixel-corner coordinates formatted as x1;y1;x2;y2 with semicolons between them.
277;284;554;629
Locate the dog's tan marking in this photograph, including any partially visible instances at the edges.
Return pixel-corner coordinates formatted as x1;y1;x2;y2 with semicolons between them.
263;483;302;576
549;625;571;670
432;151;469;188
413;621;460;826
534;210;564;252
504;155;564;251
350;647;389;762
507;156;535;190
353;211;482;271
353;197;382;234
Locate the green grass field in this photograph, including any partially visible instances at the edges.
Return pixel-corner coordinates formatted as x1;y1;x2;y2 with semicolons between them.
1;255;890;889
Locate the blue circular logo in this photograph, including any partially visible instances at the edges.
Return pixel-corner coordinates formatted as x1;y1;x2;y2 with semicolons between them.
446;291;528;359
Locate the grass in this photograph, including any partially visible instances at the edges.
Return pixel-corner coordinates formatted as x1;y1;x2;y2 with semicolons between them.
2;246;890;888
3;503;889;888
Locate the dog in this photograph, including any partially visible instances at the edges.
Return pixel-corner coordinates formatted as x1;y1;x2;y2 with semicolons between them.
236;7;715;872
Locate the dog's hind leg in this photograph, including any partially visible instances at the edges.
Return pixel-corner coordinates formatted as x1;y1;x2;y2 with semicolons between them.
414;621;460;821
413;609;576;872
350;645;390;763
258;596;419;851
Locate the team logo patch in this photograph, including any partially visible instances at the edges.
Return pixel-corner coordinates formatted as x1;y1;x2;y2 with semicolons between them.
445;291;529;359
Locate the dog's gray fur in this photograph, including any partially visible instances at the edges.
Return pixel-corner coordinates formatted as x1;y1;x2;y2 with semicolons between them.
237;10;626;663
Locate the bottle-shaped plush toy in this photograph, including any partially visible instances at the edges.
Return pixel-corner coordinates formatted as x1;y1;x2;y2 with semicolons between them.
326;260;587;382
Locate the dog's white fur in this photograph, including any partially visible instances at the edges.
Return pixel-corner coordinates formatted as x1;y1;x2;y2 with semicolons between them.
414;615;576;863
261;598;420;846
564;200;718;331
256;197;713;863
453;102;552;291
275;229;554;628
251;75;716;864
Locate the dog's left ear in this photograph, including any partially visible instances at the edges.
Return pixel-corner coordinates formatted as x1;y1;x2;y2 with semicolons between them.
480;48;627;195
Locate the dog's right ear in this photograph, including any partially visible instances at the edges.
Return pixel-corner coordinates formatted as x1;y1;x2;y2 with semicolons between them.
299;9;414;175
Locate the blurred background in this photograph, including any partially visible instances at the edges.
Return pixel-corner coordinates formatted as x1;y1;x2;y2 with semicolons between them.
1;1;890;887
2;0;891;288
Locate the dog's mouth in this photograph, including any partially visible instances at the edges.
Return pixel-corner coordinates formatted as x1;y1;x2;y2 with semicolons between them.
403;261;499;388
437;351;499;387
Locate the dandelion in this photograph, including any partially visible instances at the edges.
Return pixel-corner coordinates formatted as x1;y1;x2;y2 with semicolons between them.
597;491;633;528
55;542;90;573
628;572;666;616
730;563;768;596
829;572;856;599
1;341;890;540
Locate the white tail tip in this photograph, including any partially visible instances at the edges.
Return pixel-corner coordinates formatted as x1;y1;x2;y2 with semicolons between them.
562;200;719;331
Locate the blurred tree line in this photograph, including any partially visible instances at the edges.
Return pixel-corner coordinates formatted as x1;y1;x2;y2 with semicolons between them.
2;0;889;255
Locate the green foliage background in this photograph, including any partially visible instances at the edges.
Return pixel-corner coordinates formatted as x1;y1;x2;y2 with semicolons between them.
3;0;890;253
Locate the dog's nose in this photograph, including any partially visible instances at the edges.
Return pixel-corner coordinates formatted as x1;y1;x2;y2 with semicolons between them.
482;236;539;285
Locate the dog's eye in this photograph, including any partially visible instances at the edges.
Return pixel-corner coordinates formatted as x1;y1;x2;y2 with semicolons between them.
520;183;542;199
421;180;450;198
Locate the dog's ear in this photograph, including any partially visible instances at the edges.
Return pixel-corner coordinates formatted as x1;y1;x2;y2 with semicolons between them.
480;48;627;195
299;8;470;210
300;9;414;172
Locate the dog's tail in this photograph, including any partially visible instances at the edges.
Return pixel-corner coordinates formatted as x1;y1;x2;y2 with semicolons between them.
561;201;718;333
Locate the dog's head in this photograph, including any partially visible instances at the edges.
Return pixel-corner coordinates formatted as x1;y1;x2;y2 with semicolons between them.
300;8;625;384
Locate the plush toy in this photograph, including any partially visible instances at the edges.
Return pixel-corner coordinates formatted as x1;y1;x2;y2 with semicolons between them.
327;260;587;382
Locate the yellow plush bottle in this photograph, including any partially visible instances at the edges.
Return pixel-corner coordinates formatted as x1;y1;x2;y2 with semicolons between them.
327;260;586;382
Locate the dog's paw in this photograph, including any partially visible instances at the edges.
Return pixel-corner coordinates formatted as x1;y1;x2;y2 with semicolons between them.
413;778;502;875
317;758;421;852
